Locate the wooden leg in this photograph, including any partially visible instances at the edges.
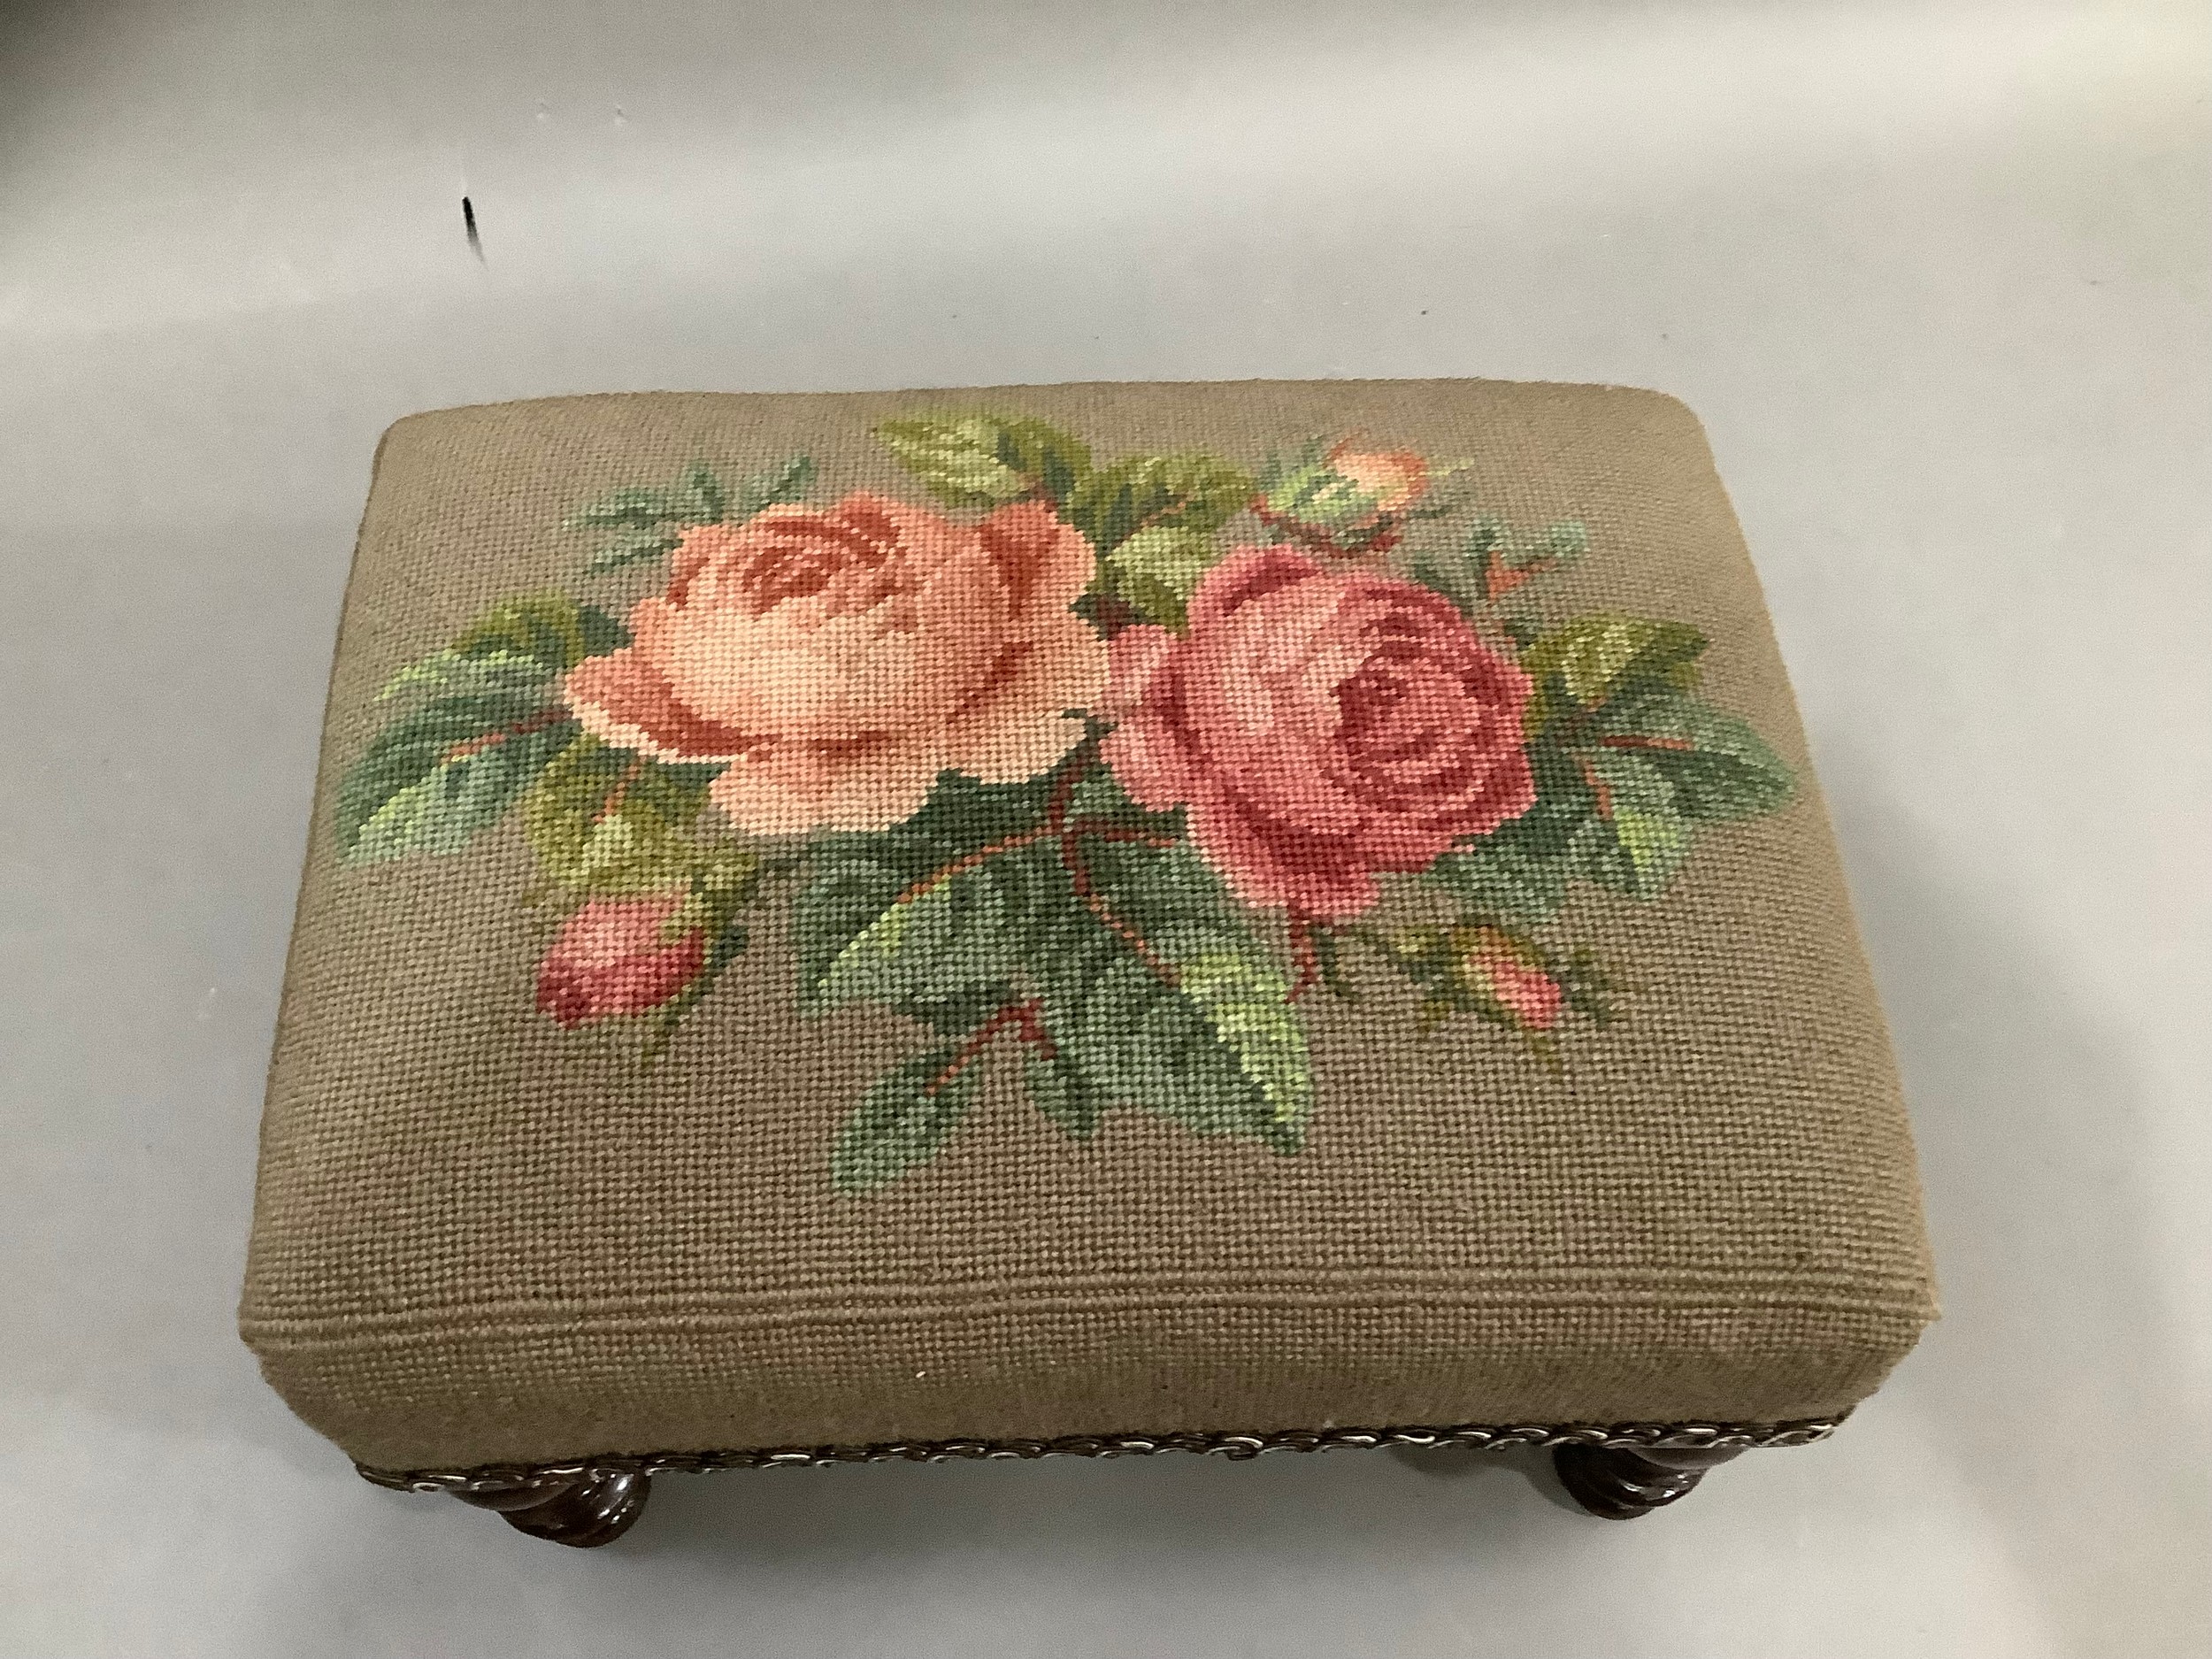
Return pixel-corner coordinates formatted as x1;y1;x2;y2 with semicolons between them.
1552;1444;1742;1519
451;1471;651;1547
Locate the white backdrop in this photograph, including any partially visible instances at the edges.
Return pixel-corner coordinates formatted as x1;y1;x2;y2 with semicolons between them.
3;2;2207;1655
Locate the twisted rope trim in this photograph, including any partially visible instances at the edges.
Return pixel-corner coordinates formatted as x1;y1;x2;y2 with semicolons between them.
357;1417;1843;1494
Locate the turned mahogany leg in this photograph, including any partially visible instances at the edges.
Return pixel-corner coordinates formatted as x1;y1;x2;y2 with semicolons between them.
451;1471;651;1547
1552;1444;1742;1519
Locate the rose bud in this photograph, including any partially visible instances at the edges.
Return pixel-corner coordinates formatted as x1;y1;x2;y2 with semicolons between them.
1451;926;1565;1032
1257;441;1432;551
535;890;706;1027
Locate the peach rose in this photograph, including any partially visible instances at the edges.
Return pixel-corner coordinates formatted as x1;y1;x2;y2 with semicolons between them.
536;892;705;1026
1103;549;1535;918
564;494;1106;834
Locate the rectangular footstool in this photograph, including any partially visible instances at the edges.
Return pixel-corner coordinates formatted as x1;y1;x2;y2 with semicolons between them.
242;380;1935;1543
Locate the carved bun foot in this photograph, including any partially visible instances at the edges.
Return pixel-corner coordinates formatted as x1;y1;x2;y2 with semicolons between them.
452;1471;651;1547
1553;1444;1741;1519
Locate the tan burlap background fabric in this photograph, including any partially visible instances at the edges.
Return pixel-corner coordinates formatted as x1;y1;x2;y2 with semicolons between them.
242;380;1935;1474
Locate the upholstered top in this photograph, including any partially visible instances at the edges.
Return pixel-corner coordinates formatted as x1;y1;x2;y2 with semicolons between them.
242;380;1934;1474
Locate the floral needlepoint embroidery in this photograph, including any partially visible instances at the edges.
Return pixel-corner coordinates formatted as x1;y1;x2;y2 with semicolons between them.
336;414;1796;1191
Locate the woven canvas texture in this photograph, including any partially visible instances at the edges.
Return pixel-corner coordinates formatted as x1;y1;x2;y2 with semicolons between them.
242;380;1935;1473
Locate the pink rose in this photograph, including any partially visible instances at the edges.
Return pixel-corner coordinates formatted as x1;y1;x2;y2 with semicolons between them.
536;892;705;1026
1102;549;1536;918
564;493;1106;835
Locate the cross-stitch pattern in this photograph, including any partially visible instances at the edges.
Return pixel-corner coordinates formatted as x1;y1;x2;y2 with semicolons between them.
334;413;1796;1191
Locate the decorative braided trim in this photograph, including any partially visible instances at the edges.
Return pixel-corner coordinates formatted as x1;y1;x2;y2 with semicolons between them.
357;1417;1842;1494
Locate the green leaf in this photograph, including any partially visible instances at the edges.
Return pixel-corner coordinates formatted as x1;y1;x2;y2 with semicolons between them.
577;603;630;657
876;418;1024;506
1459;738;1678;901
1024;1050;1102;1141
336;701;576;863
643;843;768;1054
814;839;1062;1012
1065;453;1256;553
995;417;1093;506
1521;615;1707;715
1254;437;1329;496
376;648;553;706
1589;685;1795;819
875;414;1092;509
792;772;1310;1157
1165;932;1313;1137
1445;515;1509;592
564;484;691;530
1065;764;1182;837
1484;742;1600;860
1409;541;1486;618
794;846;911;1005
1556;945;1619;1026
565;459;764;534
727;454;815;520
681;461;729;524
1412;517;1590;618
1570;748;1693;897
1455;679;1789;909
1033;841;1311;1149
586;531;681;575
1100;525;1220;629
338;594;627;863
1425;839;1571;927
451;593;629;673
792;773;1057;1009
1426;657;1792;920
831;1046;980;1194
664;841;768;940
1527;520;1592;565
519;733;716;895
1496;611;1545;650
567;457;813;571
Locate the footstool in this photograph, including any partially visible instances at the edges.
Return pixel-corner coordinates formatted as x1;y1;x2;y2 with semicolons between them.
242;380;1935;1545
